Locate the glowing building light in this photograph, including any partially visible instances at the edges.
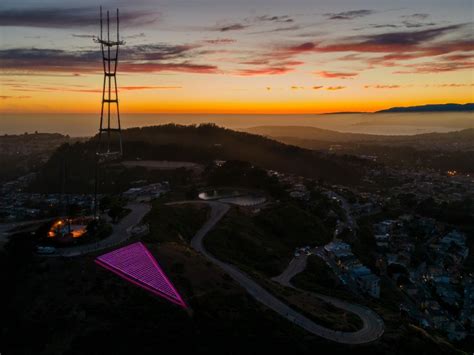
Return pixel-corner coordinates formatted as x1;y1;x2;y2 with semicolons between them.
95;242;186;308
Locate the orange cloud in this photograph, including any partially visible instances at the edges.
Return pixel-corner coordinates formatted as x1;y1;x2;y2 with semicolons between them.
317;71;358;79
121;86;182;90
364;85;401;89
0;95;31;99
235;66;294;76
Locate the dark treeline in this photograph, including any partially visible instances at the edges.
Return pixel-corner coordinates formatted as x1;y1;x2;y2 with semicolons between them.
30;124;371;193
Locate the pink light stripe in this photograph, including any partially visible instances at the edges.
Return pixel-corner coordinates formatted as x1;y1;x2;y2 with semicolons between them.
100;243;175;297
95;242;187;308
140;243;187;307
95;259;186;307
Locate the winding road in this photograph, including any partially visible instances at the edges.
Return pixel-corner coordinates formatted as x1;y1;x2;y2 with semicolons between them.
170;200;384;344
49;203;151;257
273;253;384;343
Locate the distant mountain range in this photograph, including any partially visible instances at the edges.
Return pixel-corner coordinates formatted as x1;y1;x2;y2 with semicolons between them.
242;126;474;173
242;126;474;151
376;103;474;113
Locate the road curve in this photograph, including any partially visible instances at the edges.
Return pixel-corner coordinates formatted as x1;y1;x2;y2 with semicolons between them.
272;254;308;286
168;200;384;344
49;203;151;257
273;254;384;344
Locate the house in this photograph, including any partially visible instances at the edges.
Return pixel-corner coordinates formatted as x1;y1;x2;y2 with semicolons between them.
350;265;381;298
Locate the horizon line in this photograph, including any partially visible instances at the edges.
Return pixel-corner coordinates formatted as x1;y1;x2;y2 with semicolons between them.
1;102;472;116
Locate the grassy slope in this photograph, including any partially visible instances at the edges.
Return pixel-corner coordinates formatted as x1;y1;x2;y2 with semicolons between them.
204;203;463;353
204;204;331;277
1;203;343;354
0;200;463;354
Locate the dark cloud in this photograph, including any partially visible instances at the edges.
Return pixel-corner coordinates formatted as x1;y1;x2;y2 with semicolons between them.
399;13;435;28
368;14;434;30
403;13;430;20
0;7;158;28
217;23;248;32
282;24;470;55
212;14;294;33
0;48;96;73
256;15;294;23
325;10;375;20
249;25;301;35
252;23;472;76
0;44;218;74
370;24;399;29
393;60;474;74
72;34;95;38
236;48;304;76
121;44;198;61
402;21;436;28
359;24;463;46
285;42;317;53
203;38;236;45
326;86;345;90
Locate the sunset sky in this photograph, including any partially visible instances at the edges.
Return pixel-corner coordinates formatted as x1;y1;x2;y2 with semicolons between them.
0;0;473;114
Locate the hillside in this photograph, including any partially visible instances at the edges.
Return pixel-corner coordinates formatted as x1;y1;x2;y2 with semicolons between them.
30;124;371;193
376;103;474;113
241;126;474;173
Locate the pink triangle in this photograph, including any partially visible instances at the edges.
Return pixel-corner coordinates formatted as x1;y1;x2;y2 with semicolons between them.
95;242;186;308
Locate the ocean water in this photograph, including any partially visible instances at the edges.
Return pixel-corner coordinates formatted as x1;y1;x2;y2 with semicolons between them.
0;112;473;137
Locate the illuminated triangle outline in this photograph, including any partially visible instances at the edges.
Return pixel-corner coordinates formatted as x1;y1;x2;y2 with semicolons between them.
95;242;186;308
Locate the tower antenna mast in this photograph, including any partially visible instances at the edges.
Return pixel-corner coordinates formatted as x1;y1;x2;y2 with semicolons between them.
93;6;125;217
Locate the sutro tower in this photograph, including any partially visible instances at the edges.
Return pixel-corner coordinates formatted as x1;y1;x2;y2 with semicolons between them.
93;7;125;216
94;6;125;157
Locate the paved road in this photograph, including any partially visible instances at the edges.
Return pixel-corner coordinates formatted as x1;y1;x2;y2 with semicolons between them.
0;218;54;238
172;200;384;344
273;253;384;343
272;254;308;285
49;203;151;257
324;189;357;236
313;247;361;294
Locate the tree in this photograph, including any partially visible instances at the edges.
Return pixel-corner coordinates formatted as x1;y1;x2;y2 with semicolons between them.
108;202;124;223
99;195;112;213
